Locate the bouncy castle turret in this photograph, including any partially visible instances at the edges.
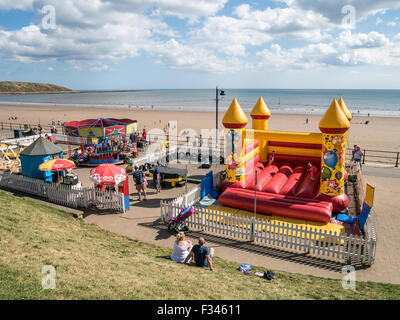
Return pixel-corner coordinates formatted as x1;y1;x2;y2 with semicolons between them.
338;97;352;122
251;97;271;162
223;98;248;183
319;99;350;197
338;97;352;166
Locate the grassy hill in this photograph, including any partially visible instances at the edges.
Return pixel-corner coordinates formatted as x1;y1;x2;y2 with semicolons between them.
0;81;73;94
0;190;399;300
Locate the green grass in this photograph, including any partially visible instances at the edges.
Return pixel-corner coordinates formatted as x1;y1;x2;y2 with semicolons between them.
0;190;399;300
0;81;72;94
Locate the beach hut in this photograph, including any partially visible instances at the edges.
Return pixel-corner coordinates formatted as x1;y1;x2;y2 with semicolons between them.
20;137;63;183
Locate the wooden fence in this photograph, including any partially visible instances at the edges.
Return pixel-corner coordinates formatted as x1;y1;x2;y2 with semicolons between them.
0;171;125;213
160;179;377;266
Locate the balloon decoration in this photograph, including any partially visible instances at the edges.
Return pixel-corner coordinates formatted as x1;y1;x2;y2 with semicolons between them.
323;151;338;169
320;134;348;196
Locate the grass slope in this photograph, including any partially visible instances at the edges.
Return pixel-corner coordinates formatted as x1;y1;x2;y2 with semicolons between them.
0;190;399;300
0;81;72;94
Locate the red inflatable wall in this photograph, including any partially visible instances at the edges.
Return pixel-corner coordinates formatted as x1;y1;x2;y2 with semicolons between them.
218;187;332;223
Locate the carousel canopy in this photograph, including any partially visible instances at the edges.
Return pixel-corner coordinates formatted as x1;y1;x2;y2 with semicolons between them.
63;118;137;137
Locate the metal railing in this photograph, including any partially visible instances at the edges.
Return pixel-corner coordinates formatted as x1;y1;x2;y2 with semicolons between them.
0;121;64;133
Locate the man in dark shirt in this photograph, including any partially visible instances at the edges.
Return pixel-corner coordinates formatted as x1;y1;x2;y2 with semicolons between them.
184;237;216;272
133;166;147;200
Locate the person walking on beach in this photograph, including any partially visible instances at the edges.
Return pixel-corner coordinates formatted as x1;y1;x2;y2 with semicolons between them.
153;163;161;193
133;165;147;201
183;237;216;272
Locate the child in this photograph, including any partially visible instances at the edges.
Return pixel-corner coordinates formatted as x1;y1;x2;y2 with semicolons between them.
307;162;318;181
268;150;276;167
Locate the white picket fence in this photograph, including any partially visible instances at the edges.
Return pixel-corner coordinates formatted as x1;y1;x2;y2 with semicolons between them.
160;182;377;266
0;171;125;212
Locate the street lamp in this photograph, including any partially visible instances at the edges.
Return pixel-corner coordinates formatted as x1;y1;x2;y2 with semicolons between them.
215;86;225;150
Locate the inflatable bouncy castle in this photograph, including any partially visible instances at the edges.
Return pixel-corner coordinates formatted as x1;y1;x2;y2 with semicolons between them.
218;97;352;223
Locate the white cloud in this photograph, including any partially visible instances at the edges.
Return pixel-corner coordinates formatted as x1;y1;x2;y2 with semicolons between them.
257;30;400;70
150;38;251;73
278;0;400;23
376;17;383;25
0;0;33;10
1;0;400;75
189;4;332;57
338;30;389;49
48;66;54;71
388;21;397;27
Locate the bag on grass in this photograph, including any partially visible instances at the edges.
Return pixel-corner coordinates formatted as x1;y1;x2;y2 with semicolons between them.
238;264;252;272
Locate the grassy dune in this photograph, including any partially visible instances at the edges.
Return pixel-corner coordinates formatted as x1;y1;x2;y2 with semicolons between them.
0;81;73;94
0;190;399;300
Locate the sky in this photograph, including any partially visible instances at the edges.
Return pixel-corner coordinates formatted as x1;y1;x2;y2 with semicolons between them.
1;0;400;90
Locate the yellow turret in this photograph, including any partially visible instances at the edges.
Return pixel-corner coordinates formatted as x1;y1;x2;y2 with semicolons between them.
319;99;350;197
319;99;350;134
223;98;247;183
250;96;271;162
222;98;248;129
338;97;352;122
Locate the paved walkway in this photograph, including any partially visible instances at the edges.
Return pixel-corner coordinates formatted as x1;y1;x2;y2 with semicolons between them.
81;163;400;285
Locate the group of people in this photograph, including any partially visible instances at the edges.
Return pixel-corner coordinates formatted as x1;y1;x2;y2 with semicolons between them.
132;163;161;201
170;232;216;272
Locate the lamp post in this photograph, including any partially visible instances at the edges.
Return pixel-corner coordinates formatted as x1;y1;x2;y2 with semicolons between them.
215;86;225;152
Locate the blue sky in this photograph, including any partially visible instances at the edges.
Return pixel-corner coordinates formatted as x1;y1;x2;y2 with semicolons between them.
1;0;400;90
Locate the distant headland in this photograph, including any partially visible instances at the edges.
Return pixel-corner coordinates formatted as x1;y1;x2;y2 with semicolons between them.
0;81;78;95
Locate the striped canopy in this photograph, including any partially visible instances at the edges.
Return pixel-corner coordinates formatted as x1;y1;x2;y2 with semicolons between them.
63;118;137;137
38;159;76;172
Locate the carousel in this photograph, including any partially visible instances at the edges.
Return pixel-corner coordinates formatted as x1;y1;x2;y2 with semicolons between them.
63;118;139;166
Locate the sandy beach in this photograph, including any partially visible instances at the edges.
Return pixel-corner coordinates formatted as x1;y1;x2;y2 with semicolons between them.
1;104;399;151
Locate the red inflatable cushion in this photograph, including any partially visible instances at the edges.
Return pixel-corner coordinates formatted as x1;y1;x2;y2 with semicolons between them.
218;187;332;223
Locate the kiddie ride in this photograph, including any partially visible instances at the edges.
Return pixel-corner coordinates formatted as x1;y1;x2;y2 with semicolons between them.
64;118;139;166
218;96;360;231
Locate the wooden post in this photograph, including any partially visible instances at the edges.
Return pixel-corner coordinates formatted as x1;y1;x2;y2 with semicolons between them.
251;170;258;242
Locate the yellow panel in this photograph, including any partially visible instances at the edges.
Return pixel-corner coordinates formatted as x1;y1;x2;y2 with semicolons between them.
245;129;322;144
269;146;320;158
365;184;375;207
243;147;259;162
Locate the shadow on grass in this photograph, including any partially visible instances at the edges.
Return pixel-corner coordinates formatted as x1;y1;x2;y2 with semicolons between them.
138;219;370;274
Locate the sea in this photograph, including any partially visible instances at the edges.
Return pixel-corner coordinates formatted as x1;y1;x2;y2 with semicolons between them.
1;89;400;118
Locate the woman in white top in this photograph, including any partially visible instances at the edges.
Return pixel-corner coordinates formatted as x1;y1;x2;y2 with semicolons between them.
171;232;193;263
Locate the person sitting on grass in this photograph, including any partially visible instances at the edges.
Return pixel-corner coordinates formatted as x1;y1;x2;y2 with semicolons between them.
170;232;193;263
183;237;216;272
133;165;147;201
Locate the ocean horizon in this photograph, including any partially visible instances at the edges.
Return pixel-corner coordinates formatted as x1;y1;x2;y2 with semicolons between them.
1;88;400;118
